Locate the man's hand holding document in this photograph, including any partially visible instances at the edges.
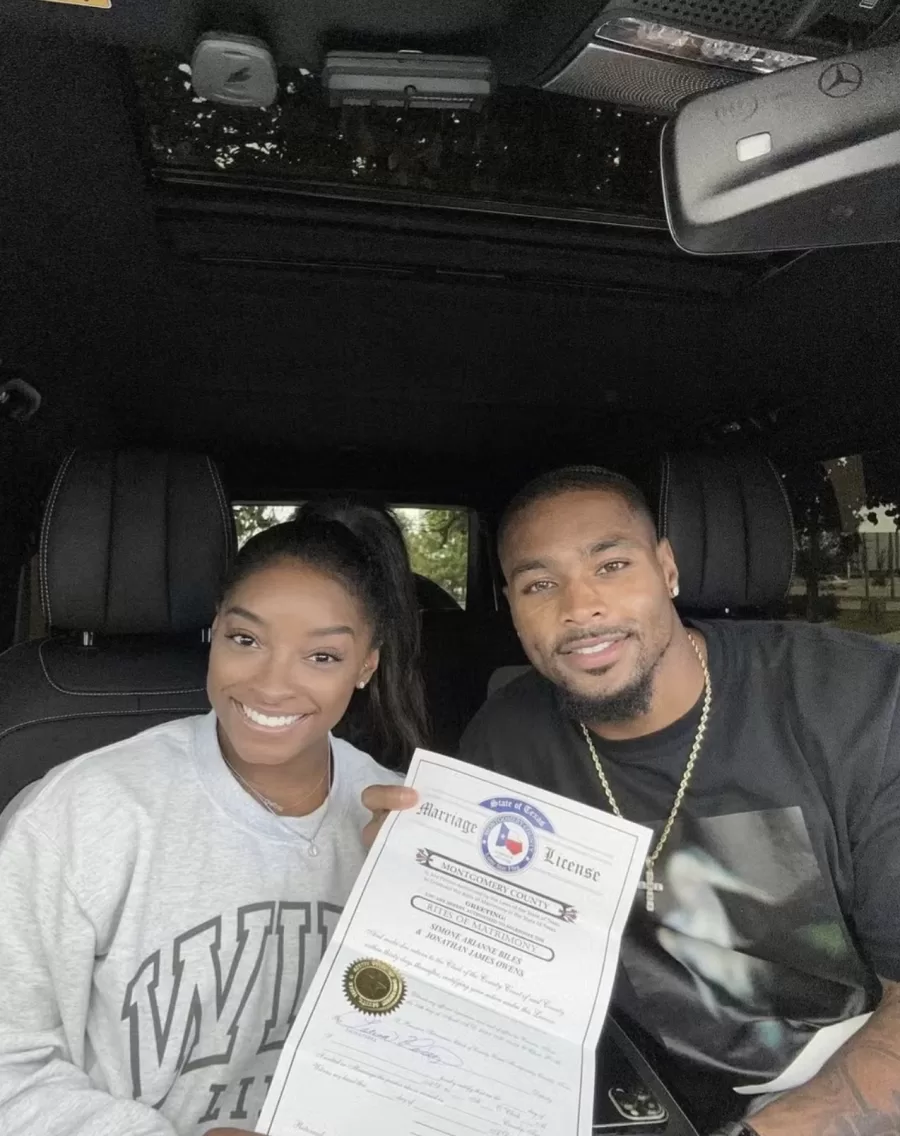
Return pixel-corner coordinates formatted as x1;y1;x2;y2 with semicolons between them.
258;750;651;1136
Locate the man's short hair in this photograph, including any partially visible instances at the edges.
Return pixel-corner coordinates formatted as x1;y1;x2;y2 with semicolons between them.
498;465;657;551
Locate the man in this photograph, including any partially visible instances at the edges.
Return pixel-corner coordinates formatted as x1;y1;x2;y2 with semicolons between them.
458;465;900;1136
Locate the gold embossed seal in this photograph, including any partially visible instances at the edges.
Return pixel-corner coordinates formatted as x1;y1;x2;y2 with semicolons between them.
343;958;405;1016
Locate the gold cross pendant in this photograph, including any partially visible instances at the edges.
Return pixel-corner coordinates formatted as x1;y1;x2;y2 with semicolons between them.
637;862;663;913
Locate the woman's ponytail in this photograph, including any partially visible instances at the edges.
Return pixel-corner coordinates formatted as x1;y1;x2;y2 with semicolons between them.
295;500;428;767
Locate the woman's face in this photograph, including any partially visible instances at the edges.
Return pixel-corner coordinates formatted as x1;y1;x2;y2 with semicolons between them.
207;559;379;767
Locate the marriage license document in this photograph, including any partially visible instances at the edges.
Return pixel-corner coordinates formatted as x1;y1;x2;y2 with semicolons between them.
258;749;651;1136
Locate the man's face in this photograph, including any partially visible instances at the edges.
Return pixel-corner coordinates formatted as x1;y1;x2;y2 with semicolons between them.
500;488;679;723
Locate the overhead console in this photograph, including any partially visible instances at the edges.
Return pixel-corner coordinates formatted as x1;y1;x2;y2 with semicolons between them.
3;0;899;115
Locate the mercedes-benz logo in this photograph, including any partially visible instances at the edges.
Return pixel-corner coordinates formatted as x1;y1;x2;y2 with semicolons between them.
818;62;863;98
714;95;758;124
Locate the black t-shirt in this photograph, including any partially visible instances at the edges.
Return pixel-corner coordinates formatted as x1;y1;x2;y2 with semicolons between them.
458;619;900;1127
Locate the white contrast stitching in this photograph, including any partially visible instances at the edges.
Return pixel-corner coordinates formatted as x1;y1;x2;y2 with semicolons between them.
39;450;78;629
37;639;206;698
658;452;671;539
763;455;797;599
205;456;234;560
0;706;207;744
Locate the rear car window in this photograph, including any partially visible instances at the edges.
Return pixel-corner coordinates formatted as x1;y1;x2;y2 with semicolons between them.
233;503;469;608
781;450;900;642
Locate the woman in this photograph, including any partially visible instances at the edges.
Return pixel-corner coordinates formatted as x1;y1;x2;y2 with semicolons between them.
0;501;423;1136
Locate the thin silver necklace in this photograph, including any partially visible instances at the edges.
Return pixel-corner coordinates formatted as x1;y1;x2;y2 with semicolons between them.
224;751;333;858
579;632;711;913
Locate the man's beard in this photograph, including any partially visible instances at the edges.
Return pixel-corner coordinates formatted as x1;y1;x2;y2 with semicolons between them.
555;666;656;724
552;637;666;725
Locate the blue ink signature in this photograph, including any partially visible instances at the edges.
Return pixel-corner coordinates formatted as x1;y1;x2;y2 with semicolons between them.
333;1012;465;1068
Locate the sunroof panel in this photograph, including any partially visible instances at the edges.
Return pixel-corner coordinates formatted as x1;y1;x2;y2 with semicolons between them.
132;51;666;222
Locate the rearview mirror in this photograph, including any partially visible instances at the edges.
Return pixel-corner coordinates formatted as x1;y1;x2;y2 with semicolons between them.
661;42;900;254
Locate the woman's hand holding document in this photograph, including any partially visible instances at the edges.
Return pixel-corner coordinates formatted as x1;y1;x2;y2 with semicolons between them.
258;750;652;1136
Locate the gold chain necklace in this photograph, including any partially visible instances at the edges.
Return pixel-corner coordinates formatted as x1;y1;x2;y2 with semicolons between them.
579;632;711;913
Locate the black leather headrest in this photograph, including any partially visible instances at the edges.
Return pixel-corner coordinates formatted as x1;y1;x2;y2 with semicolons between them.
40;450;235;634
657;451;795;610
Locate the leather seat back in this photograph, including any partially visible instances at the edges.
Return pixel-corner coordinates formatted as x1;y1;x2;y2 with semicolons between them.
0;449;234;812
656;449;795;612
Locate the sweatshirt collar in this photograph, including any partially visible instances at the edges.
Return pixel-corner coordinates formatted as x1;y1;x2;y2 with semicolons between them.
189;711;352;844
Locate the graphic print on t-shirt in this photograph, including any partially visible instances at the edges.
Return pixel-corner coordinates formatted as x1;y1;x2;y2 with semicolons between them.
623;807;871;1083
121;899;342;1128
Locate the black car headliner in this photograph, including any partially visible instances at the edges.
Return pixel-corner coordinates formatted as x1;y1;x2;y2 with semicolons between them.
1;27;899;514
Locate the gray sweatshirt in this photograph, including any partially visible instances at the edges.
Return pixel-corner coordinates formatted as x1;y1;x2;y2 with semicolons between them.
0;713;398;1136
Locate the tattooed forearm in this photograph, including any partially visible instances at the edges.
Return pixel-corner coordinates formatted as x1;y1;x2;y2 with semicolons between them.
818;1088;900;1136
748;981;900;1136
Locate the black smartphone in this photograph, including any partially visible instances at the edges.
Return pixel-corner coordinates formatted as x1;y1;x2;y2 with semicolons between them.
593;1029;669;1132
593;1084;669;1131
